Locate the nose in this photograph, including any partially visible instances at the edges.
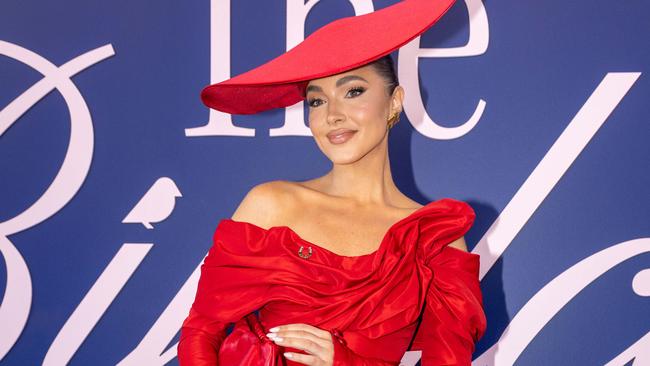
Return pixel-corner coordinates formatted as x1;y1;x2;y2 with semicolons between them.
326;99;345;125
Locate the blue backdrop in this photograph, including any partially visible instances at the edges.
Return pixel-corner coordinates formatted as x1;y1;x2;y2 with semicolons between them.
1;0;649;365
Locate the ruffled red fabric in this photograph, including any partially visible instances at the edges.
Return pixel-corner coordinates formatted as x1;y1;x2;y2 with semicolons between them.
178;198;486;365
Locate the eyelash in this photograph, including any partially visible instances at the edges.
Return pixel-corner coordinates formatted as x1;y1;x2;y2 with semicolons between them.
307;86;366;108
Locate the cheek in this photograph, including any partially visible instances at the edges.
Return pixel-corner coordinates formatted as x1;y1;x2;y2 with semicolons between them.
308;113;332;150
349;100;386;129
308;111;326;133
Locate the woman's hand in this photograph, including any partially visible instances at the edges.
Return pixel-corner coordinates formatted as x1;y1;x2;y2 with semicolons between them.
266;323;334;365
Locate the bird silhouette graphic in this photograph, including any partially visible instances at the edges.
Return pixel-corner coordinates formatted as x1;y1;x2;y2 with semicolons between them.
123;177;182;229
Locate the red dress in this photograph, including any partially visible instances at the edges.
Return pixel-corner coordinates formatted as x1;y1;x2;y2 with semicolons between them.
178;198;487;365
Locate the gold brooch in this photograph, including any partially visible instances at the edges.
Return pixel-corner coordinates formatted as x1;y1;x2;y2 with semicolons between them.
298;246;312;259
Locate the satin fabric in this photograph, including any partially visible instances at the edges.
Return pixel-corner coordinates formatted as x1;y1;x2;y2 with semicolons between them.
178;198;487;365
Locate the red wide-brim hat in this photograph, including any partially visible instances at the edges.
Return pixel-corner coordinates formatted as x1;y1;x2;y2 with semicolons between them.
201;0;456;115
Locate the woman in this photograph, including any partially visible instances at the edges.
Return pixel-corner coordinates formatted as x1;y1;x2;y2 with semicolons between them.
178;1;487;365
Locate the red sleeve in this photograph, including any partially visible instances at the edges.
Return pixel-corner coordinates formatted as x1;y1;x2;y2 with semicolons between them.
408;245;487;365
177;220;272;365
177;307;229;365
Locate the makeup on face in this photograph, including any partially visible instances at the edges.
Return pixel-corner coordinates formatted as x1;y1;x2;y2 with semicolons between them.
326;128;358;144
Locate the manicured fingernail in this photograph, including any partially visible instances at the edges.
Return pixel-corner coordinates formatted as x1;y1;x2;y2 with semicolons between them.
269;327;279;332
266;332;276;339
284;352;293;359
273;337;283;342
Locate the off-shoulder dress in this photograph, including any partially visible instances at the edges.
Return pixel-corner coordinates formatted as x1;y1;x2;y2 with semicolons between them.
178;198;487;365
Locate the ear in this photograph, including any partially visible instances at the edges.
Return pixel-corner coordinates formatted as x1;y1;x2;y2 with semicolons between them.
390;85;404;115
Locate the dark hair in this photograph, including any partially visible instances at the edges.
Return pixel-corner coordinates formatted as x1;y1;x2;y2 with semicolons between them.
302;55;399;98
368;54;399;96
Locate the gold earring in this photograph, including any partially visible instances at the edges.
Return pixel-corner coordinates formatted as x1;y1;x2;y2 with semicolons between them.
387;112;400;129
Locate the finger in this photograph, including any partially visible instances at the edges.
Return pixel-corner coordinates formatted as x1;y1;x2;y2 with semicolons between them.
271;335;326;357
268;329;330;348
270;323;330;339
283;351;318;365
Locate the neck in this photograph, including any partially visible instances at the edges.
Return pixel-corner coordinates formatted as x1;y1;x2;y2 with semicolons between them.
322;134;398;206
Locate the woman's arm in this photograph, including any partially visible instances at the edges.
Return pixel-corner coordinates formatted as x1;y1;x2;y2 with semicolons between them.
178;185;270;365
408;237;487;366
177;308;230;365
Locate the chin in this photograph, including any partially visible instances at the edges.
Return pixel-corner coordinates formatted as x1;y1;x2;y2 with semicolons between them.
323;148;366;165
330;156;360;165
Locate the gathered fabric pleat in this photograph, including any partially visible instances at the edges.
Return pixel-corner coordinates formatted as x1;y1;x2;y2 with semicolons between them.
178;197;487;365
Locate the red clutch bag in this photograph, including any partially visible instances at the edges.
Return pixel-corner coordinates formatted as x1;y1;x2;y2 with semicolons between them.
218;312;286;365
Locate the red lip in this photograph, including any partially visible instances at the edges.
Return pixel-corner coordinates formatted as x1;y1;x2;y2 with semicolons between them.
327;128;356;138
327;129;357;144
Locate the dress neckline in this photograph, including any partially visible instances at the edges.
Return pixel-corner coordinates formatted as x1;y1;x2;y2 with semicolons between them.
224;199;442;260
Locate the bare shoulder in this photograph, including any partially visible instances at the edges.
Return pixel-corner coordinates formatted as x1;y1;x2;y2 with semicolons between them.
447;236;469;252
230;180;297;229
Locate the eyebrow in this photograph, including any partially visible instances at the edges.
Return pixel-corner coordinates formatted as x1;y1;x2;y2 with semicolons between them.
306;75;369;93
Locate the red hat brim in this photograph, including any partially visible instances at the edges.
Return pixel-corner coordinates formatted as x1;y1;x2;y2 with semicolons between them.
201;0;456;115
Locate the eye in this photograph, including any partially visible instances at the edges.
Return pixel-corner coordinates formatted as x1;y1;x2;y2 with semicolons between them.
306;86;366;108
346;86;366;98
307;97;323;108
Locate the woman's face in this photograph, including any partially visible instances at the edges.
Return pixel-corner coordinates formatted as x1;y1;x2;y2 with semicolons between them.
305;63;403;164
